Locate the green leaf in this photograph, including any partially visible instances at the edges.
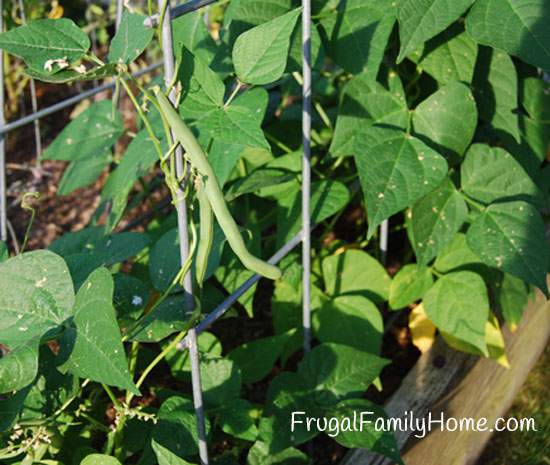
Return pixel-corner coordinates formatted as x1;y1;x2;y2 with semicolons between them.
126;294;195;343
466;201;549;296
201;358;242;406
327;399;403;465
207;140;247;188
0;18;90;73
233;8;301;85
26;63;117;83
247;441;308;465
218;398;259;441
100;129;158;230
409;178;468;265
423;271;489;354
465;0;550;71
276;180;350;246
226;167;296;201
0;250;74;347
42;100;123;162
330;73;408;158
472;47;520;141
322;249;391;303
81;454;122;465
0;337;40;394
496;273;529;331
389;264;433;310
320;0;396;75
172;11;218;64
297;343;389;406
165;331;221;378
148;228;181;292
314;295;383;354
522;77;550;162
178;47;225;120
409;24;477;85
396;0;475;62
0;389;30;431
61;268;139;394
354;126;448;237
433;232;480;273
287;21;324;72
152;396;209;463
461;144;542;205
215;258;257;317
200;87;270;150
57;150;111;196
413;81;478;158
108;11;153;64
227;333;292;384
113;274;149;323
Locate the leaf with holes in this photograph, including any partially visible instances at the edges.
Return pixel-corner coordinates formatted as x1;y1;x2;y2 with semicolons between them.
397;0;475;62
60;268;139;394
413;81;478;158
466;201;549;296
42;100;123;162
108;11;153;64
410;178;468;266
423;271;489;355
0;18;90;73
466;0;550;71
354;126;448;238
233;8;301;85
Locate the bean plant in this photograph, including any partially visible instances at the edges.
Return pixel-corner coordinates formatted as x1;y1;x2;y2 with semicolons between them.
0;0;549;464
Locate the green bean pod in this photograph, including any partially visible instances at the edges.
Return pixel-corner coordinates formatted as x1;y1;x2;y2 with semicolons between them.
195;177;213;287
155;90;282;280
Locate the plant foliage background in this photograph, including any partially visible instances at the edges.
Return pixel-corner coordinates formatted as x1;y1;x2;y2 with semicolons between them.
0;0;549;464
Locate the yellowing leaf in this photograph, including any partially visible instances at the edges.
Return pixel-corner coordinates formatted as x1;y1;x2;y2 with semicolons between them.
486;314;510;368
48;1;64;19
408;304;436;353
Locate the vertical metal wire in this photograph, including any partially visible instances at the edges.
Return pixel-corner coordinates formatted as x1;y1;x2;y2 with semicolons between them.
158;1;207;463
115;0;124;30
0;0;6;243
301;0;312;353
17;0;42;163
380;219;388;265
186;328;209;464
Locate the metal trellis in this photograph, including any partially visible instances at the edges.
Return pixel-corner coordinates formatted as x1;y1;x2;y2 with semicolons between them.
0;0;314;459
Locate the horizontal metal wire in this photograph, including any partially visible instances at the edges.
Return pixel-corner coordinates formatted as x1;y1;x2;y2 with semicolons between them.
143;0;219;27
178;228;305;349
0;62;162;135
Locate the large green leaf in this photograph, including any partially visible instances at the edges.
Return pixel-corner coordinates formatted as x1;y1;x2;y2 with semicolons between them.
172;11;218;64
314;295;383;354
496;273;529;331
522;77;550;162
473;47;520;141
248;441;308;465
219;398;259;441
0;337;40;394
297;343;389;406
0;250;74;347
423;271;489;354
466;201;549;296
233;8;301;85
410;178;468;266
320;0;396;75
201;357;242;406
227;332;292;384
0;18;90;73
108;11;153;64
433;233;481;273
57;150;111;196
466;0;550;71
397;0;475;62
322;249;391;303
389;264;433;310
60;268;139;394
81;454;122;465
413;81;477;158
178;47;225;120
42;100;123;162
327;399;403;465
461;144;541;205
200;88;270;150
354;126;448;237
330;74;408;158
276;180;350;246
409;24;477;85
